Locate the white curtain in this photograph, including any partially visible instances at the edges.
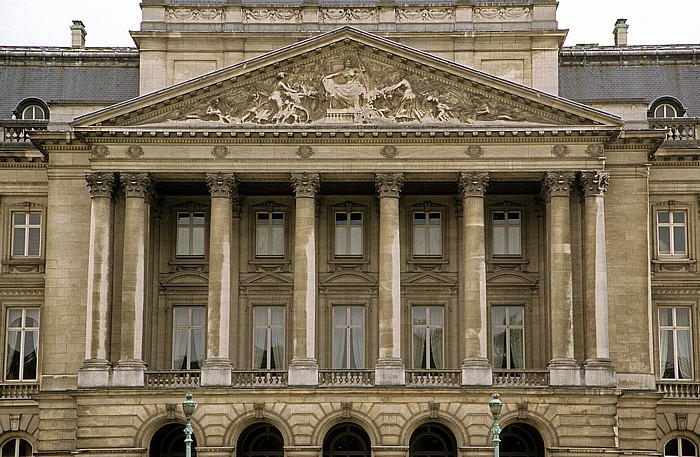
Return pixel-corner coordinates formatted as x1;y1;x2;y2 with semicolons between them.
333;327;346;369
660;329;673;378
173;329;188;370
430;328;443;369
510;328;524;369
191;329;204;369
677;329;692;379
271;327;284;369
413;328;426;368
253;327;266;369
350;327;364;369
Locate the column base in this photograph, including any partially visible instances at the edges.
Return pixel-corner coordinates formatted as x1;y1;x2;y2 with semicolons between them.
461;358;493;386
548;358;582;386
113;358;146;387
288;357;319;386
201;358;233;386
583;358;616;387
375;357;405;386
78;358;112;388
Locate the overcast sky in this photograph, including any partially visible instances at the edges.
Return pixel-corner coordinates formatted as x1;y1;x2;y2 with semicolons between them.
0;0;697;48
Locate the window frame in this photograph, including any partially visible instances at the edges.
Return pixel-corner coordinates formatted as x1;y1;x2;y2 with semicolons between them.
333;210;365;259
4;307;40;382
171;305;206;370
649;97;686;119
491;209;523;258
491;305;526;370
254;210;286;259
0;437;34;457
14;97;49;121
10;210;42;259
252;305;286;370
175;210;207;259
652;202;695;264
411;208;444;259
411;305;445;370
663;436;698;457
331;305;366;369
657;305;694;381
656;209;689;258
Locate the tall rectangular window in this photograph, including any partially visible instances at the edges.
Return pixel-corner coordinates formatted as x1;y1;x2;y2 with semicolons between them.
332;306;365;369
492;306;525;369
657;211;687;256
253;306;285;369
412;306;444;369
335;212;363;257
172;306;205;370
659;307;692;380
413;212;442;257
256;212;284;257
492;211;521;257
12;212;41;257
176;212;205;257
5;308;39;381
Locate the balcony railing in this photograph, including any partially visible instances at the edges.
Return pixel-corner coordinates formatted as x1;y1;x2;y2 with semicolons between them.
406;370;461;387
0;119;48;143
493;369;549;388
649;118;700;146
0;383;39;399
231;370;287;387
145;370;200;388
656;382;700;399
319;369;374;386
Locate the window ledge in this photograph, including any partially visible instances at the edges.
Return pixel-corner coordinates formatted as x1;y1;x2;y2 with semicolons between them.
3;258;44;274
487;258;529;272
329;258;369;271
407;258;448;272
250;259;290;273
168;259;208;273
652;258;696;273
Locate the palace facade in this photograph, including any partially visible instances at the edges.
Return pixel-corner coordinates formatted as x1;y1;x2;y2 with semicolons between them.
1;2;699;457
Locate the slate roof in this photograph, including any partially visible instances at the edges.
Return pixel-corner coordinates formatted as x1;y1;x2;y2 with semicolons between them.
0;47;139;119
560;45;700;117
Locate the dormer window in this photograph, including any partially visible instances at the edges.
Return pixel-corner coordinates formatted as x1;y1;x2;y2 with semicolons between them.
14;98;49;120
649;97;685;118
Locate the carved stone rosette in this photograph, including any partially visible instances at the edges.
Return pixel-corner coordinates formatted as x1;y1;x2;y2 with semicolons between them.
291;172;320;198
91;145;110;159
551;145;570;158
120;172;153;199
375;172;404;198
126;145;144;158
212;145;230;158
465;145;483;158
296;146;314;158
458;172;489;198
86;172;116;198
206;173;238;198
543;172;576;199
580;171;610;197
381;145;398;158
586;144;605;158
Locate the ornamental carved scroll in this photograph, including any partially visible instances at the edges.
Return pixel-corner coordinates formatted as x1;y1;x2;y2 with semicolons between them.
164;50;552;127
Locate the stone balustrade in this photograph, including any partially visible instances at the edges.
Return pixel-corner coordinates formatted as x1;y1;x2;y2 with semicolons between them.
649;117;700;146
145;370;200;388
0;119;48;143
318;370;375;387
493;369;549;388
656;382;700;399
0;383;40;399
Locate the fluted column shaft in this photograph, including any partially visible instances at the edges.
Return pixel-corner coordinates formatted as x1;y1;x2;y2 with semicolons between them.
375;172;405;385
544;172;580;385
201;173;237;386
79;173;116;387
288;172;320;386
581;171;615;386
458;172;492;386
114;172;152;387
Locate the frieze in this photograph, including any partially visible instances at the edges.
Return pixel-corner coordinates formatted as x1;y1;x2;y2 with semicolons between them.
151;47;558;128
396;7;454;22
166;8;223;22
474;7;531;22
321;8;376;23
244;8;300;23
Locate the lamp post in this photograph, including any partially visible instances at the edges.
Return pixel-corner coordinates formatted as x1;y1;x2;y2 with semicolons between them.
488;392;503;457
182;392;197;457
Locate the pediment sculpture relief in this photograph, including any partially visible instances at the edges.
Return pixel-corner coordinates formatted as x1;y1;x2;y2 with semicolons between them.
163;50;554;127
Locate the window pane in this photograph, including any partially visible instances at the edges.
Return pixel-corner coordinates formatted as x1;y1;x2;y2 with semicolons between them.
431;307;444;326
414;227;426;255
8;309;23;327
493;328;506;368
673;226;686;254
508;226;521;255
658;211;670;224
256;226;269;255
676;308;690;327
413;307;426;325
173;329;188;369
659;308;673;326
493;307;506;326
191;329;204;369
350;226;362;256
677;329;692;379
25;309;40;326
29;212;41;225
349;327;365;368
665;439;679;457
336;212;347;223
23;330;38;379
429;226;441;255
350;212;362;224
271;226;284;256
192;226;205;256
177;227;190;256
429;327;443;369
12;228;25;256
658;227;671;254
13;212;26;225
509;307;524;326
28;228;41;256
335;226;348;256
271;307;285;325
493;212;505;224
6;330;21;380
510;328;525;369
192;307;206;326
350;306;364;326
174;308;189;326
681;438;696;457
673;212;686;224
493;227;506;255
272;213;284;224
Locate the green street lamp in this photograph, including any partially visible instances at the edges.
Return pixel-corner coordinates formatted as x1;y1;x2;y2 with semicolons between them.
182;392;197;457
488;392;503;457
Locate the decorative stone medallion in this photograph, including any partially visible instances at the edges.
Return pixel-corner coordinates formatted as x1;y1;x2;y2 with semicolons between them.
126;145;144;158
551;144;570;158
91;145;110;159
381;145;398;158
586;144;604;158
212;145;230;158
296;145;314;158
465;145;483;158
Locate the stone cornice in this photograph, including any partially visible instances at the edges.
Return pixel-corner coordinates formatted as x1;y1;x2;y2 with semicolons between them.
375;172;404;198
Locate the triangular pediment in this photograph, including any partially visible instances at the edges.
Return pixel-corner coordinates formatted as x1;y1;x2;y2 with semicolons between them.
241;272;294;286
403;272;457;286
72;27;622;131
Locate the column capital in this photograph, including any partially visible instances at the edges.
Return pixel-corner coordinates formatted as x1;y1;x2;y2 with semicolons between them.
206;172;238;198
543;172;576;199
85;172;116;198
120;172;153;199
375;172;404;198
580;171;610;197
458;172;489;198
291;172;320;198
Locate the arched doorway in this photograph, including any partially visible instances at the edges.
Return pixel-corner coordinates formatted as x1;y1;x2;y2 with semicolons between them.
150;423;197;457
409;423;457;457
323;423;371;457
237;423;284;457
501;423;544;457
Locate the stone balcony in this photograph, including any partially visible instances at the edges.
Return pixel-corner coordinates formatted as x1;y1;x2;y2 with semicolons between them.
657;381;700;399
0;119;48;144
649;117;700;149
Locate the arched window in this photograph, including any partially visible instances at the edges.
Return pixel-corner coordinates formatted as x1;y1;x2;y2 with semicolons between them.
1;438;33;457
237;423;284;457
649;97;685;118
409;423;456;457
13;99;48;121
501;423;545;457
20;105;46;120
149;423;197;457
665;437;697;457
323;423;371;457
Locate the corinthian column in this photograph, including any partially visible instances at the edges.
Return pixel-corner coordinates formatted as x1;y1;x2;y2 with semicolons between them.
458;172;492;386
114;172;153;387
580;171;615;386
289;172;320;386
543;172;580;386
201;173;237;386
374;172;405;385
78;172;116;388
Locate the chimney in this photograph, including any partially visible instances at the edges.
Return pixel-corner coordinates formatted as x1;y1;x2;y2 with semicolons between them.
613;19;628;47
71;20;87;48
